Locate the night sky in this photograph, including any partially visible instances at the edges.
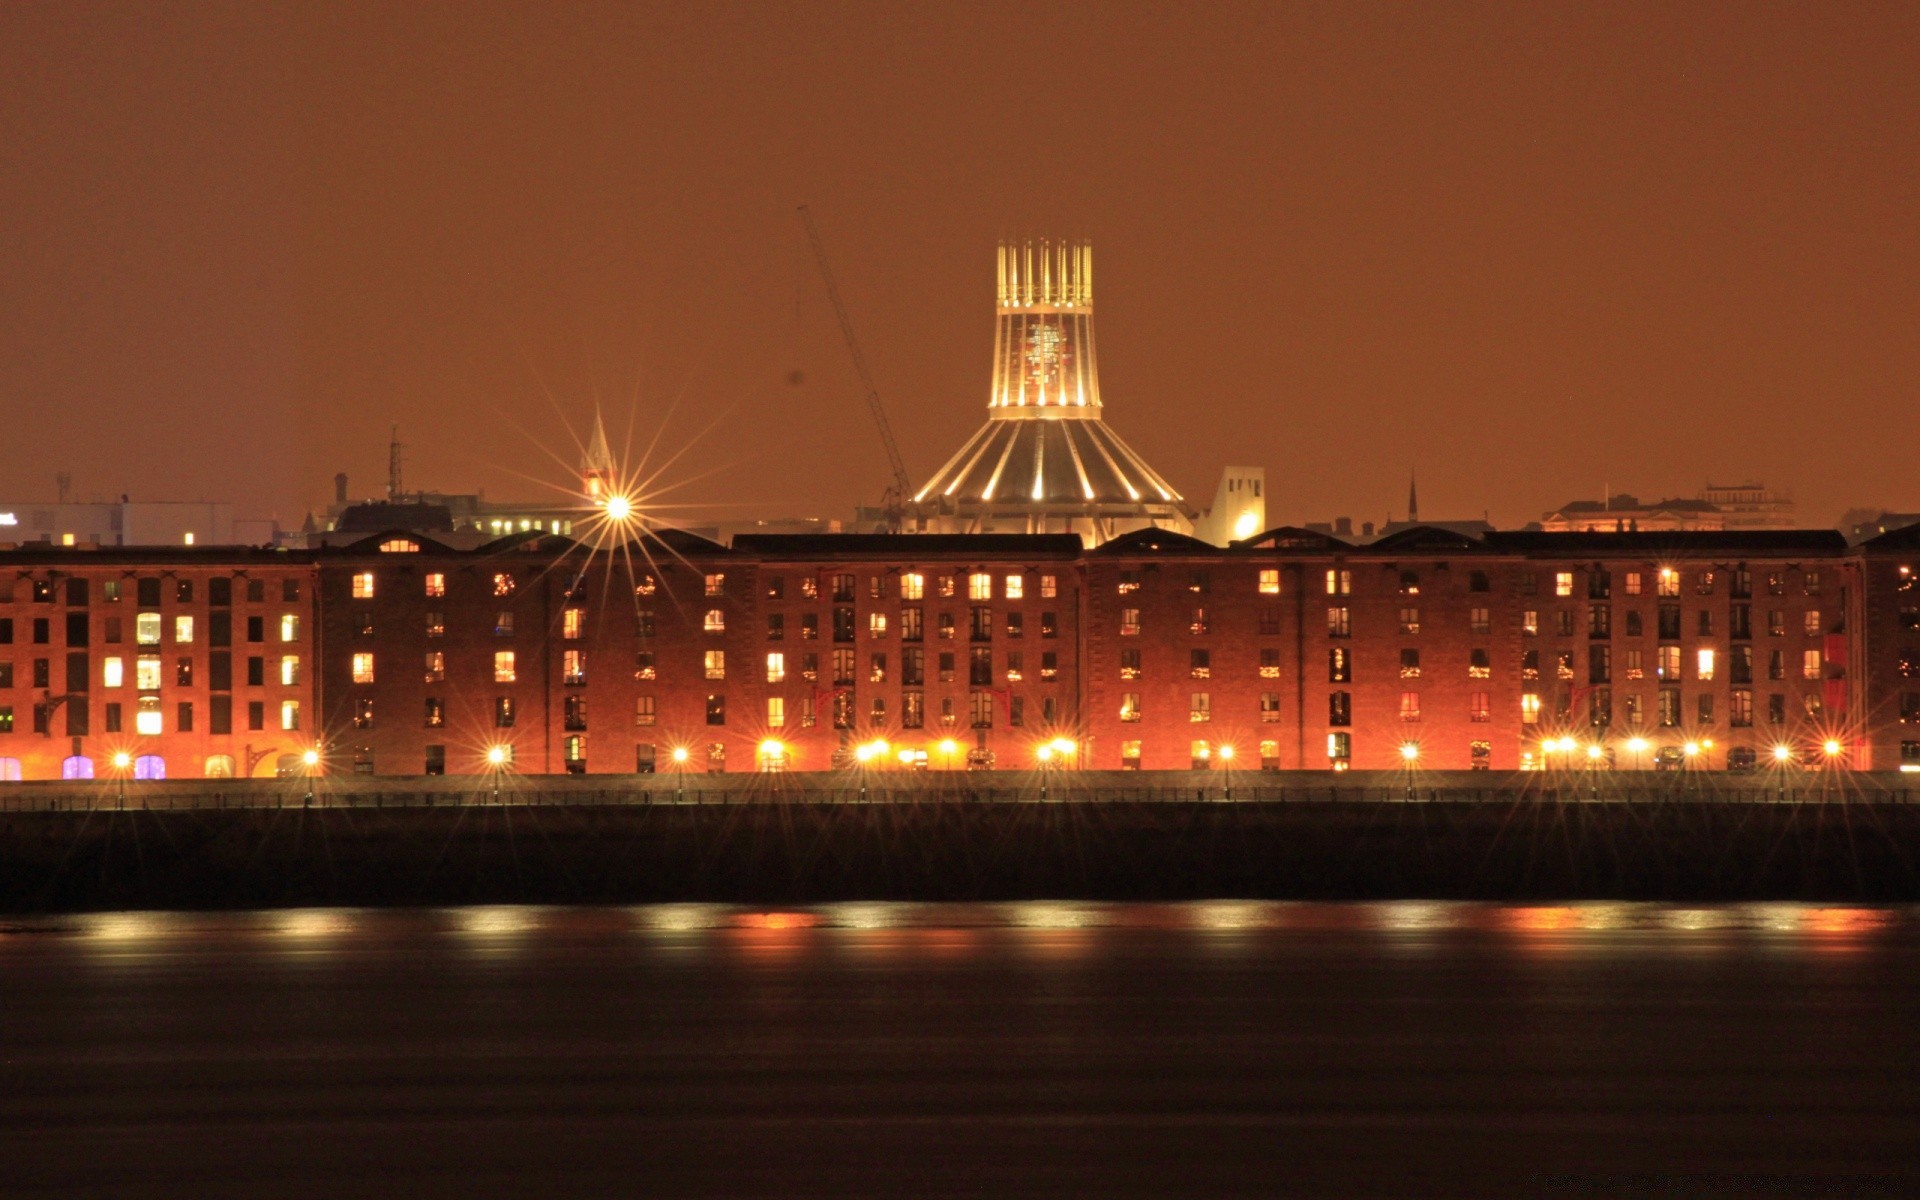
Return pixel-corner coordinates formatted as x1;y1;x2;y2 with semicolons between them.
5;2;1917;532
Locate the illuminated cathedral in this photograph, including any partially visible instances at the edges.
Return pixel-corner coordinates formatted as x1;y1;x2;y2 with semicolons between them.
913;241;1223;544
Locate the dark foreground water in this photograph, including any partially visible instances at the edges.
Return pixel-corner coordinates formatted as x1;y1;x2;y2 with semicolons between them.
5;903;1919;1199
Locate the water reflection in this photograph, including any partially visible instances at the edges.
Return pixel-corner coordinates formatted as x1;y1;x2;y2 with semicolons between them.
2;901;1911;953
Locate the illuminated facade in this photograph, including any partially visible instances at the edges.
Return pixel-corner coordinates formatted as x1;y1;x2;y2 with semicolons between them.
3;524;1920;780
913;241;1194;544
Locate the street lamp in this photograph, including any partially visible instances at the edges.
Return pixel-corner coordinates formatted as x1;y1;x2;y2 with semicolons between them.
670;745;690;801
111;750;132;804
1399;741;1419;799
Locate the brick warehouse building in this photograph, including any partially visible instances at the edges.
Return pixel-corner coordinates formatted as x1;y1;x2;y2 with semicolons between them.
0;547;319;780
4;523;1920;780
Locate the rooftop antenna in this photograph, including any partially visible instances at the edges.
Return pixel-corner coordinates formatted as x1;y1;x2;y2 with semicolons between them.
387;425;404;502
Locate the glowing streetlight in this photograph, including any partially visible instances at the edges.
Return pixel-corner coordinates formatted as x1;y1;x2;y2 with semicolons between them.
603;494;634;522
1586;744;1604;762
1823;739;1843;757
111;751;132;770
486;745;509;767
1216;744;1234;762
1626;737;1649;754
1035;744;1054;764
670;746;690;765
759;739;788;772
1682;741;1702;759
1772;744;1793;763
302;748;321;769
1398;743;1420;763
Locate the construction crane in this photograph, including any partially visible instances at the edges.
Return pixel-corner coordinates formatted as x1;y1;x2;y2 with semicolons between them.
798;205;912;532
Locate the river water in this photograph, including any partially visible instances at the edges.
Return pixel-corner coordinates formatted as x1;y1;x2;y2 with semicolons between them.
5;902;1919;1198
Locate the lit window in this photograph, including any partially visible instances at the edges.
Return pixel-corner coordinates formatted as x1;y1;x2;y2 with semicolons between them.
635;697;655;726
1327;607;1350;637
173;616;194;644
1005;575;1024;600
280;614;300;642
704;573;725;597
1555;572;1574;597
352;653;375;684
351;572;375;599
1120;608;1141;636
1803;649;1821;680
767;697;785;728
1040;575;1057;598
1120;693;1142;723
1804;610;1822;637
135;698;163;736
969;573;992;601
901;572;924;600
280;700;301;731
1258;569;1280;595
1326;569;1351;596
766;652;786;683
1469;692;1491;723
490;573;515;597
704;650;726;680
280;655;300;686
1521;693;1541;724
424;651;445;683
378;538;419;553
494;651;516;683
136;613;162;645
1399;692;1420;722
1398;607;1419;636
102;657;124;688
1658;646;1680;679
1190;693;1211;723
1624;572;1642;596
564;649;586;685
869;613;887;638
425;573;446;598
135;655;162;690
564;608;586;639
1657;568;1680;597
1696;648;1715;681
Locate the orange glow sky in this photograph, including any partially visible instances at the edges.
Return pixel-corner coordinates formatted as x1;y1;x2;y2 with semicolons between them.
4;2;1918;530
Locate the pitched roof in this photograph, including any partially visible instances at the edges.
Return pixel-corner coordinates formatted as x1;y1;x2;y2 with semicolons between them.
1487;529;1848;555
733;533;1084;559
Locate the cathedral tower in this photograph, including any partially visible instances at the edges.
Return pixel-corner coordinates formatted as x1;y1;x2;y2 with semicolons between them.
913;240;1192;543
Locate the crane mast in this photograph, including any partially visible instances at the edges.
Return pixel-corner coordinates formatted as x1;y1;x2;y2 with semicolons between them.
797;205;912;531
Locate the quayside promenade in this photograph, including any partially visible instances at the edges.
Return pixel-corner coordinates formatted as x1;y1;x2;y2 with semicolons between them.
3;768;1918;812
5;771;1920;912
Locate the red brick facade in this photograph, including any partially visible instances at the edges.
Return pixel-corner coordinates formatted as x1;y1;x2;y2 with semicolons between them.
0;550;318;780
4;524;1919;780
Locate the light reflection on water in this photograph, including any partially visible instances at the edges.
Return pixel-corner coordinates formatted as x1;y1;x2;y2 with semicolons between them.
6;899;1914;953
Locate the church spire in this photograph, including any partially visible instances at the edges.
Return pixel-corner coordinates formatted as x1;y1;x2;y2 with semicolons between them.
582;412;613;500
